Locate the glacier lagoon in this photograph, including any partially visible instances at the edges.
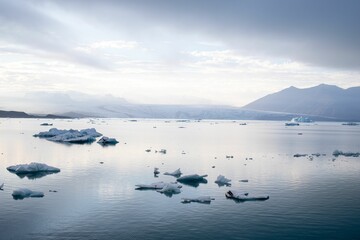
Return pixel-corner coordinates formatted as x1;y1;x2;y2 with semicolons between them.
0;118;360;239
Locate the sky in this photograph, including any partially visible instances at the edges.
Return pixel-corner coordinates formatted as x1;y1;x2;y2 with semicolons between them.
1;0;360;107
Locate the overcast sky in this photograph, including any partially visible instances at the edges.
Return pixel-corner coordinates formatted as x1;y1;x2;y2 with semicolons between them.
1;0;360;107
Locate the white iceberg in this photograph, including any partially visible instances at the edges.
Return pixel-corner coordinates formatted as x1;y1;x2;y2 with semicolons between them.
12;188;44;200
225;190;269;201
7;162;60;174
135;182;182;190
177;174;208;182
164;168;182;177
97;136;119;145
181;196;215;204
34;128;102;144
215;175;231;186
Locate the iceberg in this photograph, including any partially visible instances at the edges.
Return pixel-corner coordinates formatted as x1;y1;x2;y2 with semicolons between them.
156;183;182;195
7;163;60;179
285;122;300;126
154;167;160;175
225;190;269;201
40;123;53;126
135;182;182;190
333;150;360;157
177;174;208;187
34;128;102;144
177;174;208;182
181;196;215;204
12;188;44;200
215;175;231;186
97;136;119;145
164;168;182;177
293;154;308;157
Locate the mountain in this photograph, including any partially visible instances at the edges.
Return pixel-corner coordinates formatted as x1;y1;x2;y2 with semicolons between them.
0;110;69;119
244;84;360;121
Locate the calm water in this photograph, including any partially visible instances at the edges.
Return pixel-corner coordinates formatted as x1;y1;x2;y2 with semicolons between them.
0;119;360;240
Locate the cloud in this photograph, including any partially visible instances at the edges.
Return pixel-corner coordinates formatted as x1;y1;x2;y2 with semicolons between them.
54;0;360;70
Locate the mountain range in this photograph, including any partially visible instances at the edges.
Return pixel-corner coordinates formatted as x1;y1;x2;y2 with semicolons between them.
0;84;359;121
244;84;360;121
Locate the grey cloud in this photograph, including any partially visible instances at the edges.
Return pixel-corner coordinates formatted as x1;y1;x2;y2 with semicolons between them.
58;0;360;70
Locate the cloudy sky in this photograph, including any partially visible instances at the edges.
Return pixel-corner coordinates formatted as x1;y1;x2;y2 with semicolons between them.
1;0;360;107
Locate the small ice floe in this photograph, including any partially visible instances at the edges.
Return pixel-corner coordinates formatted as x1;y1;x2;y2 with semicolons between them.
154;167;160;175
181;196;215;204
34;128;102;144
159;149;167;154
135;182;182;190
285;122;299;126
7;162;60;174
12;188;44;200
225;190;269;201
156;183;182;197
293;154;308;157
0;183;4;190
40;123;53;126
333;150;360;157
177;174;208;187
164;168;182;177
215;175;231;186
7;163;60;179
97;136;119;145
239;179;249;182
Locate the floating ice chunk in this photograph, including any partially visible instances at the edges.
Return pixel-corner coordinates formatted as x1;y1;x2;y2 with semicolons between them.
215;175;231;186
293;154;308;157
156;183;182;194
34;128;102;144
97;136;119;145
177;174;208;182
285;122;299;126
154;168;160;175
164;168;182;177
159;149;167;154
135;182;182;190
181;196;215;204
7;162;60;174
177;174;208;187
7;163;60;179
40;123;53;126
225;190;269;201
333;150;360;157
12;188;44;200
